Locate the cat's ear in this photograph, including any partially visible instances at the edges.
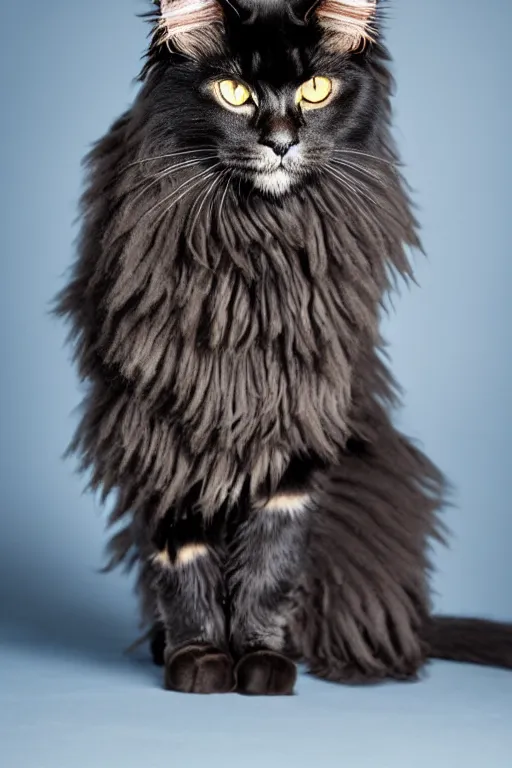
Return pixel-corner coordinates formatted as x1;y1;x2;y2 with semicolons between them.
314;0;378;53
157;0;225;59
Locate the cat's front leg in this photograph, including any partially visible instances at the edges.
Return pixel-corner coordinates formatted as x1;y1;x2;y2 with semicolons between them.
227;468;312;696
149;514;234;694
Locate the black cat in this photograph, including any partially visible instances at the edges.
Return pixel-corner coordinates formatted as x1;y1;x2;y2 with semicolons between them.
55;0;512;695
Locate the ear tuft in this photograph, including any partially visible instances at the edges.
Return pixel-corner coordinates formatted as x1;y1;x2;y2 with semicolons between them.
316;0;378;53
158;0;225;59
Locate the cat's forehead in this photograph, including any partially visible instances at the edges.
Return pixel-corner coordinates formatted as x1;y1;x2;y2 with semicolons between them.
235;44;310;86
155;0;377;80
224;19;322;86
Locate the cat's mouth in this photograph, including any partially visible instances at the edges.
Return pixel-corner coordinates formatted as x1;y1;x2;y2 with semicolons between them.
251;167;297;195
218;145;307;196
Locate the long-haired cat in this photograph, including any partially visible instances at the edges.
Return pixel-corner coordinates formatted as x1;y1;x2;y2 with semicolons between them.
55;0;512;695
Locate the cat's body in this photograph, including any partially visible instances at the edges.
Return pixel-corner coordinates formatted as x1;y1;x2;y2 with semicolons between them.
56;0;512;694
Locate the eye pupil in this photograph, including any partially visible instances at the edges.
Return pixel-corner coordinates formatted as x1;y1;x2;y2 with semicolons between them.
299;76;332;106
218;80;250;107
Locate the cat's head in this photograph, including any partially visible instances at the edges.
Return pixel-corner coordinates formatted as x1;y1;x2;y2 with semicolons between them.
140;0;387;198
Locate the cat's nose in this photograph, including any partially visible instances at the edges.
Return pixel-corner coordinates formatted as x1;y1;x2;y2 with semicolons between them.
261;134;299;158
260;121;299;158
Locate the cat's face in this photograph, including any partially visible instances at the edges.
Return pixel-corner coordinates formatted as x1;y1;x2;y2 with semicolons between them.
142;0;382;198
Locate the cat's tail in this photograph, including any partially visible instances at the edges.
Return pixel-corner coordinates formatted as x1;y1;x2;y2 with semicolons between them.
425;616;512;669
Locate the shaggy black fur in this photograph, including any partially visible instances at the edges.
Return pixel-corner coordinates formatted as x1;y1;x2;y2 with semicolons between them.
54;0;512;694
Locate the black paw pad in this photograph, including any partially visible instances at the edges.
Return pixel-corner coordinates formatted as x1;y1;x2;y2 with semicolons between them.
235;650;297;696
165;644;235;694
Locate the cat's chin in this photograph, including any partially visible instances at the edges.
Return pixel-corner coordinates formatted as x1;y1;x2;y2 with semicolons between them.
251;168;296;197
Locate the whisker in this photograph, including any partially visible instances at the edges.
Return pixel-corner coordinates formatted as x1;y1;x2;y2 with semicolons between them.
223;0;241;17
130;157;218;206
325;163;363;196
324;166;382;237
327;160;409;231
145;172;213;223
151;167;220;227
332;149;396;166
153;175;217;235
326;164;381;210
125;148;217;170
324;165;377;222
218;170;233;225
189;171;225;241
186;171;227;269
207;169;229;225
330;158;384;183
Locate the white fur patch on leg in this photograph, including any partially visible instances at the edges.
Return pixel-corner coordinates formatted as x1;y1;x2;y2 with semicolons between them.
151;543;208;569
175;543;209;566
262;493;311;516
152;549;172;570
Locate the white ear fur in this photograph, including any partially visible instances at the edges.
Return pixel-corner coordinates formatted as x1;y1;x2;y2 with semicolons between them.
158;0;224;58
316;0;378;53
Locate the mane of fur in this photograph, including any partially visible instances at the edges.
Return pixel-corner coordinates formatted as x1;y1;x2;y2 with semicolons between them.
55;45;420;570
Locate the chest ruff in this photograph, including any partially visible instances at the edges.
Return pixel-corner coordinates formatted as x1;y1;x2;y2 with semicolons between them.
68;173;411;520
113;257;371;514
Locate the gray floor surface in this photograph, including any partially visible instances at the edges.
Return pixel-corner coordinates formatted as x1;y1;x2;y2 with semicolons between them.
1;627;511;768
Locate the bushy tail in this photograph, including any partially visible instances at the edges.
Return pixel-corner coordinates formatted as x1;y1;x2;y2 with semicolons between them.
425;616;512;669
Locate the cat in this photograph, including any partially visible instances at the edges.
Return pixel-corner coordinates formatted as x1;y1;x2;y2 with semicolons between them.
54;0;512;695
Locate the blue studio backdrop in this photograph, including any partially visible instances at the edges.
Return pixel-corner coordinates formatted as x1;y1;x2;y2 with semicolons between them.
0;1;511;767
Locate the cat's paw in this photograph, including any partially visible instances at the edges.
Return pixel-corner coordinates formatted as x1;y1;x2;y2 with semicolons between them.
235;650;297;696
165;644;235;694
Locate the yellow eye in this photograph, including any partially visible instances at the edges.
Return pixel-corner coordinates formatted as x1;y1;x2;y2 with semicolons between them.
298;76;333;105
217;80;251;107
